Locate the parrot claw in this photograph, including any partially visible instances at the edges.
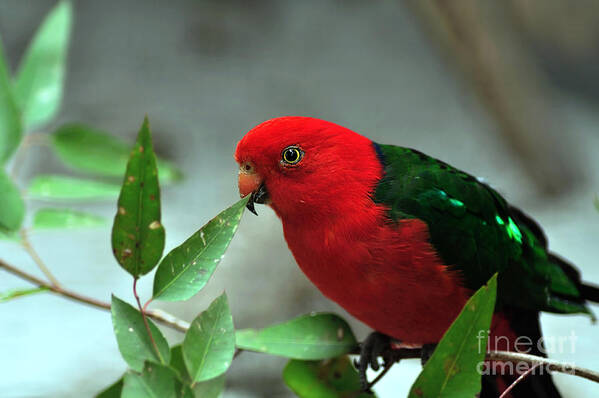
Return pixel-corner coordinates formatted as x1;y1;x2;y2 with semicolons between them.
355;332;402;393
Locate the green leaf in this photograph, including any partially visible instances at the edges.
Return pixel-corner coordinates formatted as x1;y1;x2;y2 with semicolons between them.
152;197;248;301
169;345;191;383
235;313;357;360
95;378;123;398
283;356;375;398
13;1;72;129
191;374;225;398
0;229;21;242
33;208;105;229
0;169;25;231
594;194;599;213
183;293;235;384
111;295;170;371
408;274;498;398
51;124;182;182
170;346;225;398
28;175;120;200
111;117;165;277
0;287;48;302
122;362;180;398
0;37;22;164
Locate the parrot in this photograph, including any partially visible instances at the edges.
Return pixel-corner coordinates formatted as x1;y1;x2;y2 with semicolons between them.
234;116;599;397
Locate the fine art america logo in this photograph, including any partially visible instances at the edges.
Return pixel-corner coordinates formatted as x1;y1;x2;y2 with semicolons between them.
476;330;578;375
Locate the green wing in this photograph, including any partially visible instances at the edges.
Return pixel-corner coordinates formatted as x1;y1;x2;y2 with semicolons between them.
372;143;592;316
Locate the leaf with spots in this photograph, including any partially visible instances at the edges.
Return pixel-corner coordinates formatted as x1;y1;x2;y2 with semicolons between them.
283;356;375;398
152;197;248;301
235;313;357;360
111;117;165;277
111;295;170;372
13;0;72;129
183;293;235;384
408;274;497;398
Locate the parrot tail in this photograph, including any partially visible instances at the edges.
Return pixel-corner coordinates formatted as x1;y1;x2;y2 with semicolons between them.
548;253;599;304
580;282;599;303
480;308;562;398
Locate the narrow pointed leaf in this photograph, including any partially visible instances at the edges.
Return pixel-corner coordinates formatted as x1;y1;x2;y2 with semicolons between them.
153;197;248;301
33;208;105;229
0;287;49;302
0;37;22;164
111;117;165;277
95;378;123;398
28;175;120;200
51;124;182;182
111;295;170;371
408;274;498;398
170;345;225;398
13;1;72;128
0;170;25;231
183;293;235;383
283;356;375;398
122;362;180;398
235;313;357;360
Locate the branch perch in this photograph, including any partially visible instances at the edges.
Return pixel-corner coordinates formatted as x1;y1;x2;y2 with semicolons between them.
345;346;599;384
0;258;189;332
1;258;597;384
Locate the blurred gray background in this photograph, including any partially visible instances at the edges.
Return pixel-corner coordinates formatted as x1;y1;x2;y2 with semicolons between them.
1;0;598;397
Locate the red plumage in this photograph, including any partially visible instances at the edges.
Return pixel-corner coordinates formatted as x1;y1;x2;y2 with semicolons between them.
235;116;470;344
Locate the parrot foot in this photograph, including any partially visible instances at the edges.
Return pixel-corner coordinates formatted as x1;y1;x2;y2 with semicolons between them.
354;332;402;393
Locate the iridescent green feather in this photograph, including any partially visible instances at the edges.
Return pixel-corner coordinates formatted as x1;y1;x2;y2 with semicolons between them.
372;143;593;317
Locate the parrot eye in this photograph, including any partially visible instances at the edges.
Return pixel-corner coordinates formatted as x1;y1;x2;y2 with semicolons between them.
281;146;303;165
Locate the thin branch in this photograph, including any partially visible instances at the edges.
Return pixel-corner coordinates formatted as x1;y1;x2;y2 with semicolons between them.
145;308;190;332
499;362;541;398
20;229;61;287
0;258;188;332
133;278;164;363
343;347;599;385
1;258;598;385
489;351;599;384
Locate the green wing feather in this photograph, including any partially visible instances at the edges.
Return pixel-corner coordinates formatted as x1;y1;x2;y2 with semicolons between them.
372;143;593;317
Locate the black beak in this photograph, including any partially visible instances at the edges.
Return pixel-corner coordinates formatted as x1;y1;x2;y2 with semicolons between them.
246;183;269;216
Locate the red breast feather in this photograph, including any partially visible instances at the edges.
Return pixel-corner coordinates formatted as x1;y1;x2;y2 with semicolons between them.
236;116;470;343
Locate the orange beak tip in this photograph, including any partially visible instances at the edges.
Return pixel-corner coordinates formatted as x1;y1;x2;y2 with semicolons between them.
238;172;262;198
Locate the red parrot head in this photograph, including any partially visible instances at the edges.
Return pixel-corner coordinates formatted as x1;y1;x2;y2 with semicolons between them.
234;116;382;221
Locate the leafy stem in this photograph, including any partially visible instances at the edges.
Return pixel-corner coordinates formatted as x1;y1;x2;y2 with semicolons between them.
133;277;165;364
2;254;599;390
